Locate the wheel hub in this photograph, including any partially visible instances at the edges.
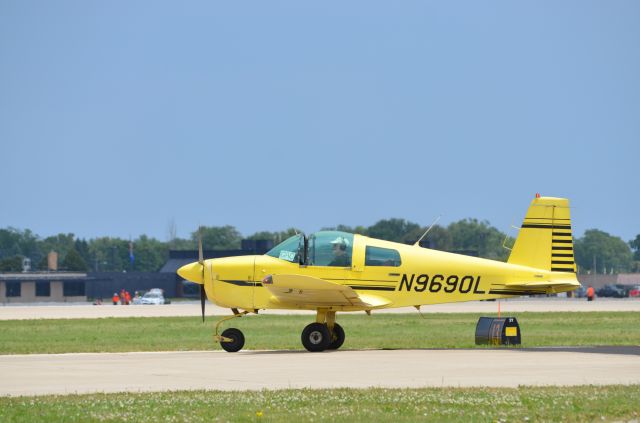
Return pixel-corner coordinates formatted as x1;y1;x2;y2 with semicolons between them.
309;330;324;345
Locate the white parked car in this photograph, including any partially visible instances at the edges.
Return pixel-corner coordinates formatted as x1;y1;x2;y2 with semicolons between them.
140;291;165;305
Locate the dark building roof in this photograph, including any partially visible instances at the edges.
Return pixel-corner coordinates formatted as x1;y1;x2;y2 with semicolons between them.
160;240;273;274
0;272;92;282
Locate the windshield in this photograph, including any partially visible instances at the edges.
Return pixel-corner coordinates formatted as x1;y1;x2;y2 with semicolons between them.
308;231;354;267
265;231;354;266
143;293;160;298
265;234;303;263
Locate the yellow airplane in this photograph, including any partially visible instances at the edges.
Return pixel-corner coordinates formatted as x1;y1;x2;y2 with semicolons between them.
178;195;580;352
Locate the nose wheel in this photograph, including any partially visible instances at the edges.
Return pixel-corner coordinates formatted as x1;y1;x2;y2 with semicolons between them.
220;328;245;353
215;309;250;353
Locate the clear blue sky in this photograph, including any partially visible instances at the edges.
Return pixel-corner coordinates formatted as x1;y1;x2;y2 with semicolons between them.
1;1;638;242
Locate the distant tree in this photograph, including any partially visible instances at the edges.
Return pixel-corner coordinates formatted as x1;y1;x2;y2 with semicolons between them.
61;249;89;271
409;225;453;251
0;228;40;263
40;233;76;260
629;234;640;261
447;219;510;261
0;255;24;272
167;238;197;251
366;218;421;243
88;237;129;272
320;225;368;236
166;218;177;243
192;225;242;250
130;235;168;272
38;255;48;270
74;239;91;268
574;229;633;273
0;228;23;258
247;228;301;245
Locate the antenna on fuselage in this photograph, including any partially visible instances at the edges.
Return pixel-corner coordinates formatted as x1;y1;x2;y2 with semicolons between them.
413;215;442;247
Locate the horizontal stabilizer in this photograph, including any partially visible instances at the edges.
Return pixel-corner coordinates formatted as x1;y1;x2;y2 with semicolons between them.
503;279;581;294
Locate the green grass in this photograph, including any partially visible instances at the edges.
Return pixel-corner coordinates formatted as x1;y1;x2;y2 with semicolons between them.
1;385;639;422
0;312;638;354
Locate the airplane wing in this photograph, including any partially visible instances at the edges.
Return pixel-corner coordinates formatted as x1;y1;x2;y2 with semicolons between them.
263;274;391;309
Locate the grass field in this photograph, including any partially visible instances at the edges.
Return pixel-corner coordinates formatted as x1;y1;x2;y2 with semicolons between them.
1;312;639;354
1;385;639;422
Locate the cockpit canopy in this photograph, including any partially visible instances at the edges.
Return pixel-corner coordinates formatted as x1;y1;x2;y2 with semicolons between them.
265;231;354;267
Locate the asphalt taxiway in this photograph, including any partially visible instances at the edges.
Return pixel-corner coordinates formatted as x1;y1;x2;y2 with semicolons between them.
1;347;639;396
1;299;638;396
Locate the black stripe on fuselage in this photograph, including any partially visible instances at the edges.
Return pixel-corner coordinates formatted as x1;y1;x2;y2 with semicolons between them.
220;279;397;289
551;267;575;272
324;278;397;283
348;285;396;291
552;246;573;251
220;280;262;287
552;254;574;258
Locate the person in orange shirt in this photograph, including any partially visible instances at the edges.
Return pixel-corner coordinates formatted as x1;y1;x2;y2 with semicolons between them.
124;291;131;305
112;293;120;305
586;285;595;302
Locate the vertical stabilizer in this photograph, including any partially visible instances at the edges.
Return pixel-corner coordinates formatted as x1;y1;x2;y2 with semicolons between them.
508;196;576;273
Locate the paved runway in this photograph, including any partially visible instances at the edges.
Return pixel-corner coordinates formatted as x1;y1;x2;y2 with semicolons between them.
1;347;639;396
1;299;638;396
2;298;639;320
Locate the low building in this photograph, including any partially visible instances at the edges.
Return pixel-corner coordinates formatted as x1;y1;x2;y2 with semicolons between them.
0;271;177;303
0;240;290;303
0;272;90;303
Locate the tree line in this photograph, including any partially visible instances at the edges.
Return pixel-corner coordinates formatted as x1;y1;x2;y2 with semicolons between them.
0;220;638;273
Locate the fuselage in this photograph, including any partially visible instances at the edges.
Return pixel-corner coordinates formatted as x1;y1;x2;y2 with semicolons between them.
195;234;579;312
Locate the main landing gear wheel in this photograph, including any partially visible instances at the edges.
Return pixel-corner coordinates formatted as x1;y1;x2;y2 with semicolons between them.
327;322;345;350
301;322;330;352
220;328;245;353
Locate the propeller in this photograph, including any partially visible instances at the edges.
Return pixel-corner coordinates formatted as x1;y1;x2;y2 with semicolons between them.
198;227;205;323
200;285;206;323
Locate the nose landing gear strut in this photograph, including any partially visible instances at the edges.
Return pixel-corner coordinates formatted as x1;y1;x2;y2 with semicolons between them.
215;309;250;353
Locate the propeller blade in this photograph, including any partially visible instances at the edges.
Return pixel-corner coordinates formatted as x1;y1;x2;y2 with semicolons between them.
200;284;206;323
198;226;204;265
197;226;206;322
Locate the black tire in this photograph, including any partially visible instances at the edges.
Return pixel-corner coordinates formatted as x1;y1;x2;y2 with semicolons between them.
220;328;245;353
327;322;345;350
301;322;330;352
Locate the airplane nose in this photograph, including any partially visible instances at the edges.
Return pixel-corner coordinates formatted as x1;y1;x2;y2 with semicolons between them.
177;262;204;284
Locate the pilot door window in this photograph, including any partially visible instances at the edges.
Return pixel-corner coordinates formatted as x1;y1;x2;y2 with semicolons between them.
308;231;353;267
365;246;401;267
